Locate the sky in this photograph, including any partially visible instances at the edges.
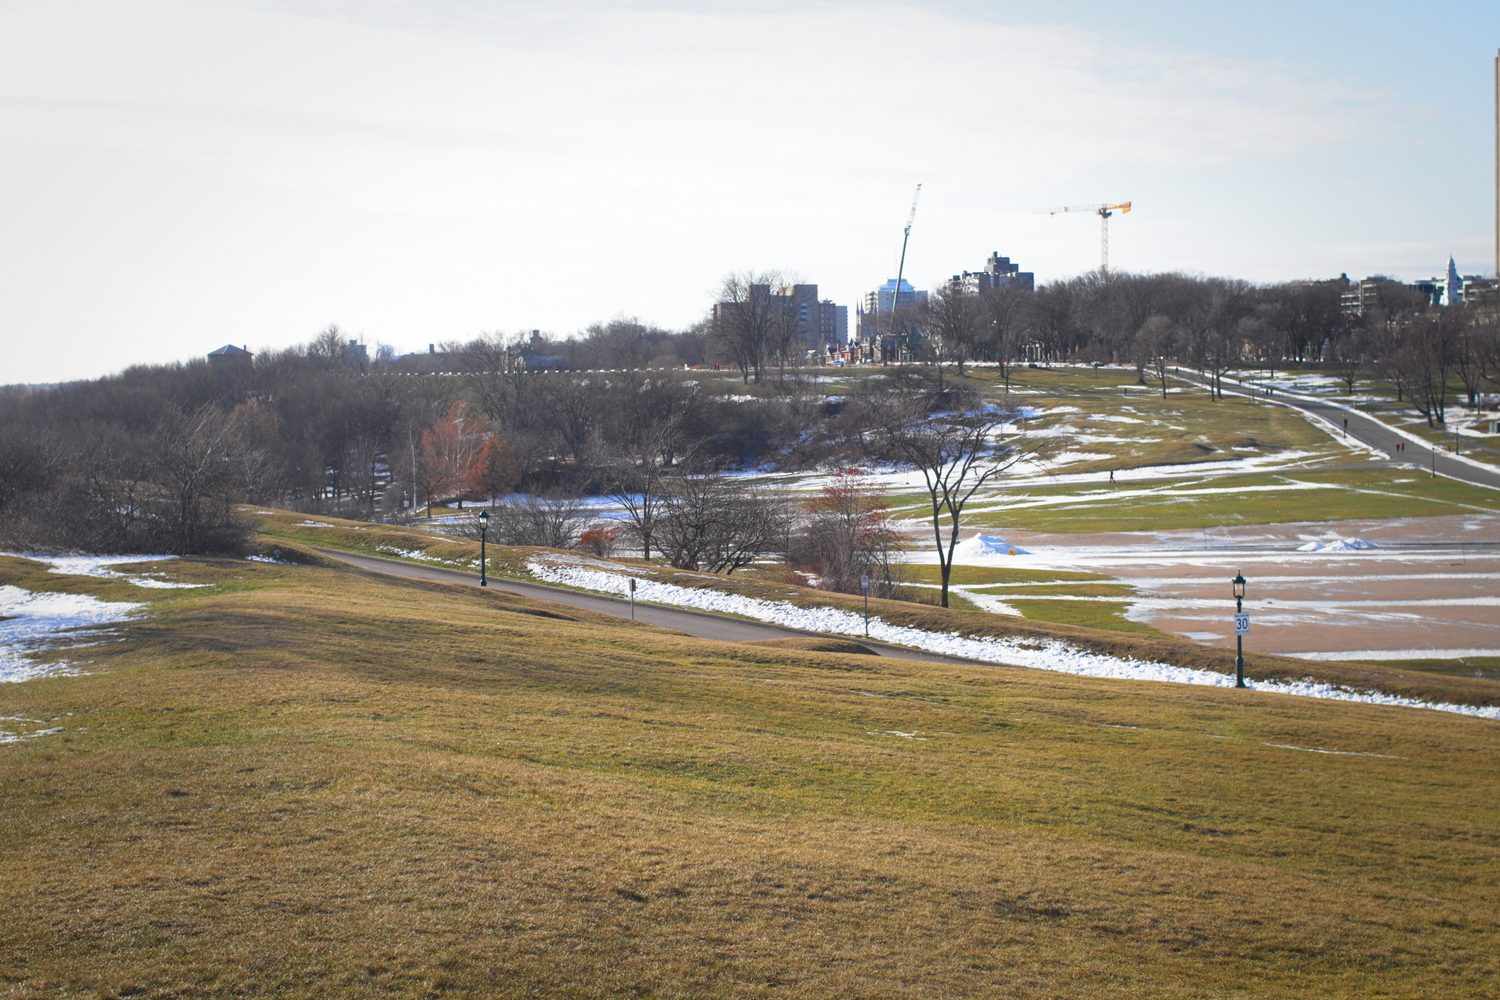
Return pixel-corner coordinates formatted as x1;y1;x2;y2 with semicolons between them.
2;0;1497;384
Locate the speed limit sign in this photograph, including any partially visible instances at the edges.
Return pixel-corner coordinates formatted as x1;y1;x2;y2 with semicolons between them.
1234;613;1250;636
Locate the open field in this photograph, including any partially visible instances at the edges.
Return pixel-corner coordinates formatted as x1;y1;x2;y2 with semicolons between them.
2;552;1500;998
932;468;1500;535
250;511;1500;707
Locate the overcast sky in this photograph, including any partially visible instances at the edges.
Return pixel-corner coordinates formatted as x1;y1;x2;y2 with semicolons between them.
2;0;1497;383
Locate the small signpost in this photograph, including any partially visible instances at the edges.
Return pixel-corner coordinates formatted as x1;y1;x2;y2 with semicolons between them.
860;575;870;637
628;578;636;620
1232;573;1248;688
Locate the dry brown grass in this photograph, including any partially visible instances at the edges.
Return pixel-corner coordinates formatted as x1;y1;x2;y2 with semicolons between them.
254;513;1500;709
6;554;1496;997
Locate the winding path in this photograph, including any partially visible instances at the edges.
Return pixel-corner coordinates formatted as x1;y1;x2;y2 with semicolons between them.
310;546;997;666
1173;370;1500;492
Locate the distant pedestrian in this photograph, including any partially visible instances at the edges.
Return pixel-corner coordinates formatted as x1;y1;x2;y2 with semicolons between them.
1109;471;1115;484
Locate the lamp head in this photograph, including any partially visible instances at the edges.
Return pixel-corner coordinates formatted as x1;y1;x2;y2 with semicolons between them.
1232;572;1246;599
479;509;489;524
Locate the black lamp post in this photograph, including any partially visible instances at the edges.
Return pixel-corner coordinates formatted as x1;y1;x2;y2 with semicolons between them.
478;509;489;587
1232;572;1246;688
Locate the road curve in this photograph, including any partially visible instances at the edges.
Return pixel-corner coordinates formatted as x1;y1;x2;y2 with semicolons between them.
1173;371;1500;492
310;546;998;667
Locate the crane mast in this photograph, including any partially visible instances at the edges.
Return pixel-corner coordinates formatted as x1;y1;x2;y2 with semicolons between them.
892;184;922;311
1034;202;1132;279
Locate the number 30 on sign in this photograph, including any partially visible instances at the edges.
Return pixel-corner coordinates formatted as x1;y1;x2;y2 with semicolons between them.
1234;613;1250;636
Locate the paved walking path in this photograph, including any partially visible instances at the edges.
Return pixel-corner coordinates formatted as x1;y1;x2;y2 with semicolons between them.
1173;371;1500;492
311;546;999;667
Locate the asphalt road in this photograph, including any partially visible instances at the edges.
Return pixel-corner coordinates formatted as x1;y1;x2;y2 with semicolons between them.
310;546;993;666
1173;370;1500;492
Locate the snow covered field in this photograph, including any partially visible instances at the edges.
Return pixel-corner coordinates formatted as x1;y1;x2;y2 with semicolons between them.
527;554;1499;720
928;517;1500;662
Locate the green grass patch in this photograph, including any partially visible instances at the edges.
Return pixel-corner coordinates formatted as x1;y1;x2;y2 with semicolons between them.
942;467;1500;534
1004;598;1165;635
898;564;1114;587
1339;656;1500;681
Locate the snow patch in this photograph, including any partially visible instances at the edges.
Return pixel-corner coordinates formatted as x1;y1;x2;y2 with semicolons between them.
0;585;147;683
1295;538;1377;553
3;553;210;589
526;557;1499;720
953;534;1029;558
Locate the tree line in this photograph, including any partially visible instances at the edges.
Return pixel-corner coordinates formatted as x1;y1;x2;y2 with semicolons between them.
907;272;1500;424
4;268;1494;563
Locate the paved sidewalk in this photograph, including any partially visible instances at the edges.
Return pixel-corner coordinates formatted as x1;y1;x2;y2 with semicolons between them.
1172;370;1500;491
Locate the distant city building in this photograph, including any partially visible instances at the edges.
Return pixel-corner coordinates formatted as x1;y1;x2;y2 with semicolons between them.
1340;275;1419;317
1411;277;1444;308
712;282;834;355
949;252;1035;295
1447;256;1462;305
207;344;252;371
1462;275;1499;308
818;299;849;347
861;277;926;315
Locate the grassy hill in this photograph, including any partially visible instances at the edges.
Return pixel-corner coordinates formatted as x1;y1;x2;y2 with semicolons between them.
2;550;1498;998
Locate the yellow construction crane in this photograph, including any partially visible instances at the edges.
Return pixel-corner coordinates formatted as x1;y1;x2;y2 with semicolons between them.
1034;202;1132;279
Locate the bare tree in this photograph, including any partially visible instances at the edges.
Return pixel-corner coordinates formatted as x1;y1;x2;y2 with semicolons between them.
1133;315;1177;397
1369;309;1462;427
978;284;1031;391
486;494;590;549
854;373;1025;608
924;284;985;376
711;271;804;383
786;469;906;598
655;476;789;574
1326;334;1366;395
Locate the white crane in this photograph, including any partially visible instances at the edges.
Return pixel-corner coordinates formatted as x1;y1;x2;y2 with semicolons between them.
892;183;922;310
1034;202;1132;279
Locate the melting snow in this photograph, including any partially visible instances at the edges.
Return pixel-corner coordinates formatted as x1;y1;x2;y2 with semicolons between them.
953;535;1028;558
0;585;146;683
1295;538;1377;553
3;553;209;589
527;557;1500;721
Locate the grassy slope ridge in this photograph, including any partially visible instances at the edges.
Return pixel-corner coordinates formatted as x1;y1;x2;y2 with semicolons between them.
255;511;1500;710
2;553;1499;999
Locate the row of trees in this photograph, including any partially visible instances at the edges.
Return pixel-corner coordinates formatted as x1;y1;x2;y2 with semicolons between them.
911;273;1356;374
1;333;1019;610
11;263;1490;559
906;272;1500;424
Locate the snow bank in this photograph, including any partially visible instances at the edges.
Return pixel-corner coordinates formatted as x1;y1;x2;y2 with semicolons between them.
6;553;210;589
952;535;1029;558
1295;538;1377;553
0;585;146;683
526;557;1499;721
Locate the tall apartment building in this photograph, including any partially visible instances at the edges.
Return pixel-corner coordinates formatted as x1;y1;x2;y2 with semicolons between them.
861;277;926;315
818;300;849;347
713;282;830;354
950;252;1035;294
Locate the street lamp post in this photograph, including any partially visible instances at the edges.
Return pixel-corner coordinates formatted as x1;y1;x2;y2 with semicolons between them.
1232;572;1247;688
478;509;489;587
861;574;870;637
